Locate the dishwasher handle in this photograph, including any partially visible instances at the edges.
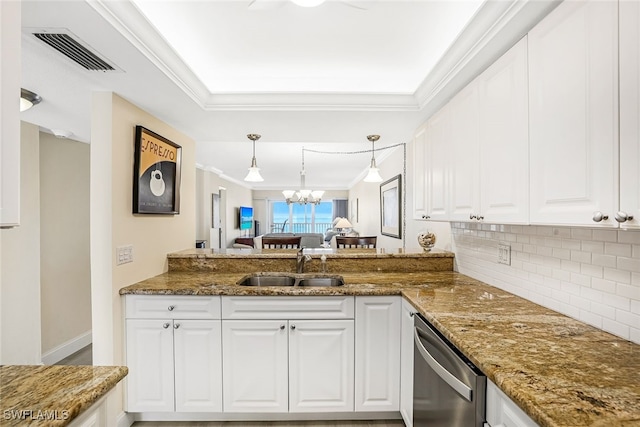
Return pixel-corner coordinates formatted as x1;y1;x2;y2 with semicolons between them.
414;326;473;402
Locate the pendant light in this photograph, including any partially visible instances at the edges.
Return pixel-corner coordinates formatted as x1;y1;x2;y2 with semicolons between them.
243;134;264;182
363;134;383;183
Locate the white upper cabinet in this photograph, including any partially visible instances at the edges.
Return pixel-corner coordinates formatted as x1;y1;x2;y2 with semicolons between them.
412;125;428;220
619;0;640;229
478;36;530;224
413;37;529;224
528;0;619;226
448;82;480;222
424;105;451;221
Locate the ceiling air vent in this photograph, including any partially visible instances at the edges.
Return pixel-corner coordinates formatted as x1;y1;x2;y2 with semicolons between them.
32;32;115;71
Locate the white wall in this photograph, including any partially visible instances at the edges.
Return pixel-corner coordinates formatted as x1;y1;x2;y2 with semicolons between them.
39;133;91;357
349;143;451;251
0;122;41;364
452;222;640;344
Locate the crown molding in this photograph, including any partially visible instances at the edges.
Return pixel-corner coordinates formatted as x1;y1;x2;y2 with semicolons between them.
413;0;561;120
90;0;560;115
203;92;419;112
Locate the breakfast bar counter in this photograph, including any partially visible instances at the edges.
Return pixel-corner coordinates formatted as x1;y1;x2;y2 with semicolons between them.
119;248;640;427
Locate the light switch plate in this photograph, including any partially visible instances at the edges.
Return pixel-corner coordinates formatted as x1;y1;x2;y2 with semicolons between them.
117;245;133;265
498;243;511;265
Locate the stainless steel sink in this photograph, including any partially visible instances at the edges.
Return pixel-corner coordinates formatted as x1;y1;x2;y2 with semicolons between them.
237;275;296;287
237;273;344;287
297;277;344;287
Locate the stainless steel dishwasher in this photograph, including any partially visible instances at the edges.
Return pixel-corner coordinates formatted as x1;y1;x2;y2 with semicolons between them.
413;313;486;427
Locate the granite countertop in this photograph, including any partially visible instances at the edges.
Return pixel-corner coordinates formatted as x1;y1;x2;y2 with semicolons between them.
119;270;640;427
0;365;128;427
167;247;454;259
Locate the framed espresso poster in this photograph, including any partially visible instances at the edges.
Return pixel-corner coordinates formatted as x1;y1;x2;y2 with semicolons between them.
133;125;182;214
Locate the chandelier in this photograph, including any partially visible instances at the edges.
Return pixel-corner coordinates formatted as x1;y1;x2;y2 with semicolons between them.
282;149;324;205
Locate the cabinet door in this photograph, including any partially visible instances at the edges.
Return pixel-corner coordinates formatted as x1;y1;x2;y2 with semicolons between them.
289;320;355;413
449;82;480;222
222;320;288;412
400;300;415;427
412;125;429;220
355;296;401;412
478;36;530;224
174;320;222;412
528;0;618;226
425;106;451;221
620;0;640;229
125;319;175;412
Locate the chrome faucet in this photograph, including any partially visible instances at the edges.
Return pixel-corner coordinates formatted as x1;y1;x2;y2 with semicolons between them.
296;248;312;273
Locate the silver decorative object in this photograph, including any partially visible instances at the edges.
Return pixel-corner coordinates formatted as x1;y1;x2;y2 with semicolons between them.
417;231;436;251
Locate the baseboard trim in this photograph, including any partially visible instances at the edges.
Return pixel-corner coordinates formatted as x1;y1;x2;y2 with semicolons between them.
41;330;92;365
132;411;402;422
117;411;135;427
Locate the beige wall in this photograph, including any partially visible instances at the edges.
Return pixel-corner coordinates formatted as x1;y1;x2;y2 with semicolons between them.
90;93;196;421
349;143;451;251
196;168;253;248
0;122;42;364
39;133;91;355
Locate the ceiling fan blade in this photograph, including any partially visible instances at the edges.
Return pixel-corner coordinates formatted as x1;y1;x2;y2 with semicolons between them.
248;0;287;10
338;0;375;10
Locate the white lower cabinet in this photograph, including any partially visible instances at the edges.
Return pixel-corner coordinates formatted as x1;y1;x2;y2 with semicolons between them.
354;296;401;412
221;320;289;412
221;296;355;413
124;296;222;413
125;294;405;419
485;380;539;427
399;299;415;427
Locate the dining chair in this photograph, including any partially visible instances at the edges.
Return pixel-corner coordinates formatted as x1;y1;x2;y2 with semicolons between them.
336;236;377;249
262;236;302;249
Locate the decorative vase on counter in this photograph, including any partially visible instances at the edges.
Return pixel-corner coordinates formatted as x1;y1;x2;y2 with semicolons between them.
417;231;436;251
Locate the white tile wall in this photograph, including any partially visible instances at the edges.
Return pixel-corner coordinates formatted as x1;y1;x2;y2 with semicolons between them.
451;222;640;344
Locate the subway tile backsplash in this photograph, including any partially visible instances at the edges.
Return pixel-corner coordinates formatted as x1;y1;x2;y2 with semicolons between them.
451;222;640;344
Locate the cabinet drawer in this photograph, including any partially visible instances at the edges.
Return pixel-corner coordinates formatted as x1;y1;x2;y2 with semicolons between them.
125;295;221;319
222;296;354;320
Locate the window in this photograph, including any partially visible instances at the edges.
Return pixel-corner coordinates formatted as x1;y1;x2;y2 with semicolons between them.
270;200;334;234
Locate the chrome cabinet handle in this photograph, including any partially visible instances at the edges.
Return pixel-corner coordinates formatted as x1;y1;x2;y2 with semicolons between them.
280;324;285;330
592;212;609;222
469;214;476;220
174;323;180;329
290;325;296;330
615;211;634;223
162;323;170;329
409;312;415;317
422;215;431;220
167;305;175;311
477;215;484;220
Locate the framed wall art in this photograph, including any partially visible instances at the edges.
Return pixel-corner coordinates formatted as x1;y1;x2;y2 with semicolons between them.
380;174;402;239
133;125;182;214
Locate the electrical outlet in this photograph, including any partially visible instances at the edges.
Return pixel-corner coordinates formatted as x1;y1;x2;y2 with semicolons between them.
498;243;511;265
117;245;133;265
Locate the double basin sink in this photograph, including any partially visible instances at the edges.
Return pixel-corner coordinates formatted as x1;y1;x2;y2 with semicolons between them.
237;273;344;287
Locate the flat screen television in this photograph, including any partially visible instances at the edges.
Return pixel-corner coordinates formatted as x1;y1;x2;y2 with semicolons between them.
239;206;254;231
